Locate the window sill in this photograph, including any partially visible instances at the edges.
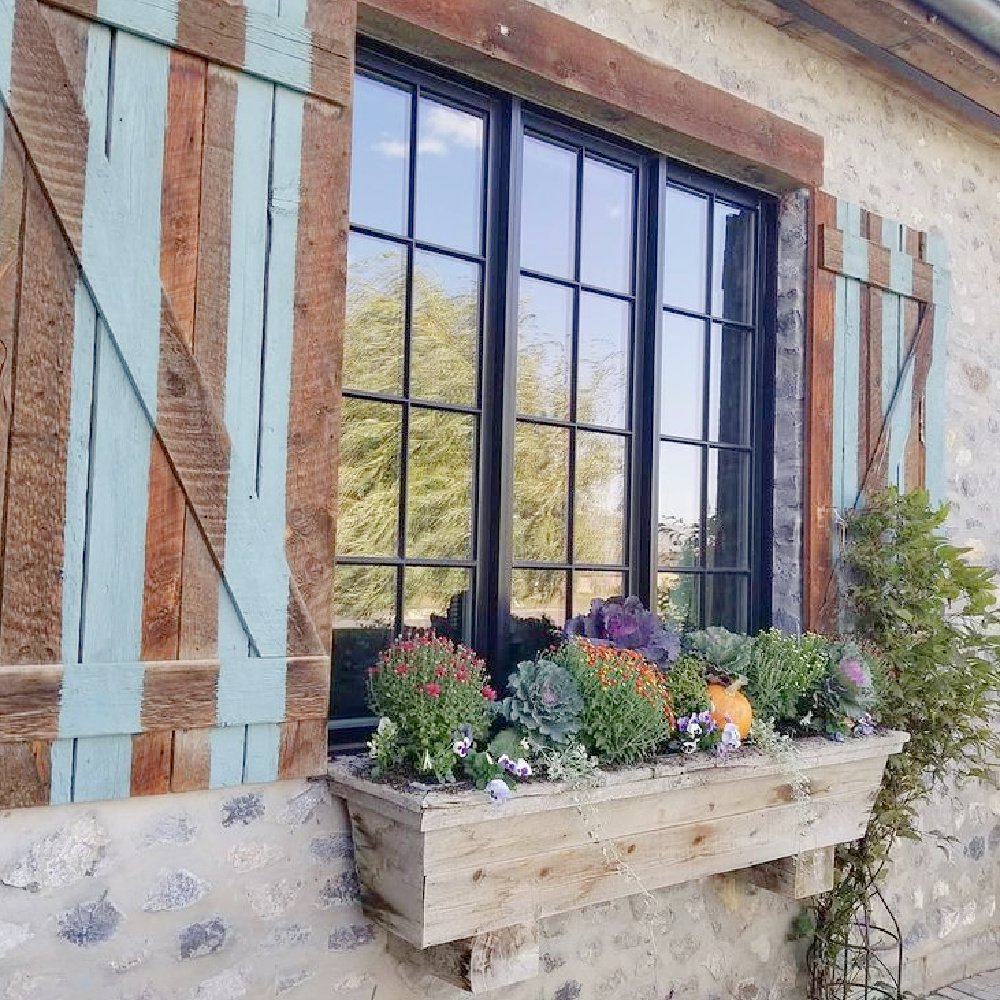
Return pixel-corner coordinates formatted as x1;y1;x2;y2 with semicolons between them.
328;731;907;992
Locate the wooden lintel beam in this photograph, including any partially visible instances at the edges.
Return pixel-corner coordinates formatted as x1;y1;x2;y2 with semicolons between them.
744;846;836;898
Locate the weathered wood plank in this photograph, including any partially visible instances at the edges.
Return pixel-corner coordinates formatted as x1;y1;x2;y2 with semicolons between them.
0;176;75;663
278;718;327;778
819;224;933;302
287;58;353;656
0;739;50;807
744;845;835;898
389;924;540;994
38;4;89;97
180;62;236;659
41;0;352;106
7;0;89;249
357;0;823;192
286;654;331;720
130;730;173;795
0;663;61;740
141;659;219;731
0;122;26;621
171;726;212;791
806;192;837;633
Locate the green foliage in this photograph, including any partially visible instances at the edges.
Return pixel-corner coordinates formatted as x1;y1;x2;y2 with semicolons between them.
366;634;494;782
800;640;880;739
685;626;753;676
554;641;673;766
663;655;711;719
500;658;584;745
808;489;1000;997
743;628;830;725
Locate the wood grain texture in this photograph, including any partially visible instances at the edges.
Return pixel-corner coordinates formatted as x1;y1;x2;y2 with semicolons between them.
745;846;835;899
42;0;351;105
285;655;332;720
819;224;933;302
806;191;837;634
0;122;26;615
278;718;328;778
171;726;212;791
0;176;75;663
143;51;207;662
357;0;823;192
0;739;50;806
286;86;351;659
130;730;173;795
7;0;88;251
140;659;219;731
0;663;61;740
180;63;237;659
37;4;88;97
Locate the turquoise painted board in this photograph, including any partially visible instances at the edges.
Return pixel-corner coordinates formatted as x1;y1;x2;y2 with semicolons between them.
73;735;132;802
244;723;282;784
0;0;12;99
58;662;145;738
61;285;99;663
210;726;248;789
97;0;178;44
49;740;75;805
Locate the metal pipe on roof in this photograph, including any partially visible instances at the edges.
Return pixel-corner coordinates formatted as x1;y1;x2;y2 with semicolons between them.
915;0;1000;57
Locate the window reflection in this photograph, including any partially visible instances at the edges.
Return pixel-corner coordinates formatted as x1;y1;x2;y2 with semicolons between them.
574;431;626;565
712;203;755;324
705;574;748;631
411;252;480;405
660;312;705;440
404;568;472;633
513;423;569;562
415;98;485;254
709;323;749;445
658;441;701;567
344;234;406;395
517;278;573;420
664;187;708;313
350;74;411;235
520;136;577;280
407;408;476;559
337;398;401;557
578;293;630;428
580;158;634;294
657;571;699;631
707;448;750;569
511;568;567;625
573;572;626;617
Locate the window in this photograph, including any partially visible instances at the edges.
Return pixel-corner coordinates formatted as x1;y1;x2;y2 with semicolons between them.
331;48;775;739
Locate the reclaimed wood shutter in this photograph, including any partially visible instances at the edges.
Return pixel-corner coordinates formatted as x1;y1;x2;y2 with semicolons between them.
0;0;353;807
806;192;949;633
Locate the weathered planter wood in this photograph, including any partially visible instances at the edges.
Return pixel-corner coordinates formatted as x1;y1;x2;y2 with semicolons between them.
330;731;907;985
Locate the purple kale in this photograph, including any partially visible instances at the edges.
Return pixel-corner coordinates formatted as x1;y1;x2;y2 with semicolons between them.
564;596;681;667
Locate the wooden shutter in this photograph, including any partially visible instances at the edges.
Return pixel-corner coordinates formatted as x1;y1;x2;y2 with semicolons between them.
805;192;948;633
0;0;353;807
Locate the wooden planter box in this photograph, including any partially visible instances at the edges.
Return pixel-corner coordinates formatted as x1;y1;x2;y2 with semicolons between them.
329;731;907;990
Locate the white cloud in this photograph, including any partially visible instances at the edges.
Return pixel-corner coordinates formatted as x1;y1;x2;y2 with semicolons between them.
372;137;407;159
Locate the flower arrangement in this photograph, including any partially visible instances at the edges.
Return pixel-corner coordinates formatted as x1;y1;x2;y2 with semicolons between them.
565;595;681;667
554;639;674;765
366;633;495;782
499;657;584;746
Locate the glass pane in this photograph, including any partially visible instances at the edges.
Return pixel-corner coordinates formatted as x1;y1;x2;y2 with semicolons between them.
704;574;748;632
574;431;627;565
344;234;406;395
407;408;476;559
709;323;750;445
663;187;708;313
520;136;577;280
513;422;569;561
580;158;633;294
658;442;702;567
578;293;630;428
706;448;750;569
511;568;567;622
414;97;485;254
657;571;700;631
411;251;480;405
660;312;706;440
338;399;401;557
350;74;411;235
403;568;472;639
712;203;755;324
331;564;397;720
573;571;626;617
517;278;573;420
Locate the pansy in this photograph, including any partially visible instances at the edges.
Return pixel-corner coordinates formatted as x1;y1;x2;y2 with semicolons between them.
486;778;511;803
854;712;876;737
514;758;532;778
498;754;513;771
681;738;698;755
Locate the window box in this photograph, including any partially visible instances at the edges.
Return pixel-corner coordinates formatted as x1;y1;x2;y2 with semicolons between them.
329;730;907;982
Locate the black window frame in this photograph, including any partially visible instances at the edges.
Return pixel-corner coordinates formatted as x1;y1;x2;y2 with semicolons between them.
331;42;776;737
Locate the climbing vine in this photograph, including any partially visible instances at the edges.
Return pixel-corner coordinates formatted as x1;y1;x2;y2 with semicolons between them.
805;488;1000;998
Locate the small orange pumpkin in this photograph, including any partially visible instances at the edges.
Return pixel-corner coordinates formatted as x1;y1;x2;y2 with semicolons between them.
707;680;753;738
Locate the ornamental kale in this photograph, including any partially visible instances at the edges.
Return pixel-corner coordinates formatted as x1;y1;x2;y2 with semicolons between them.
564;596;681;667
685;626;753;676
501;658;584;745
800;639;881;738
